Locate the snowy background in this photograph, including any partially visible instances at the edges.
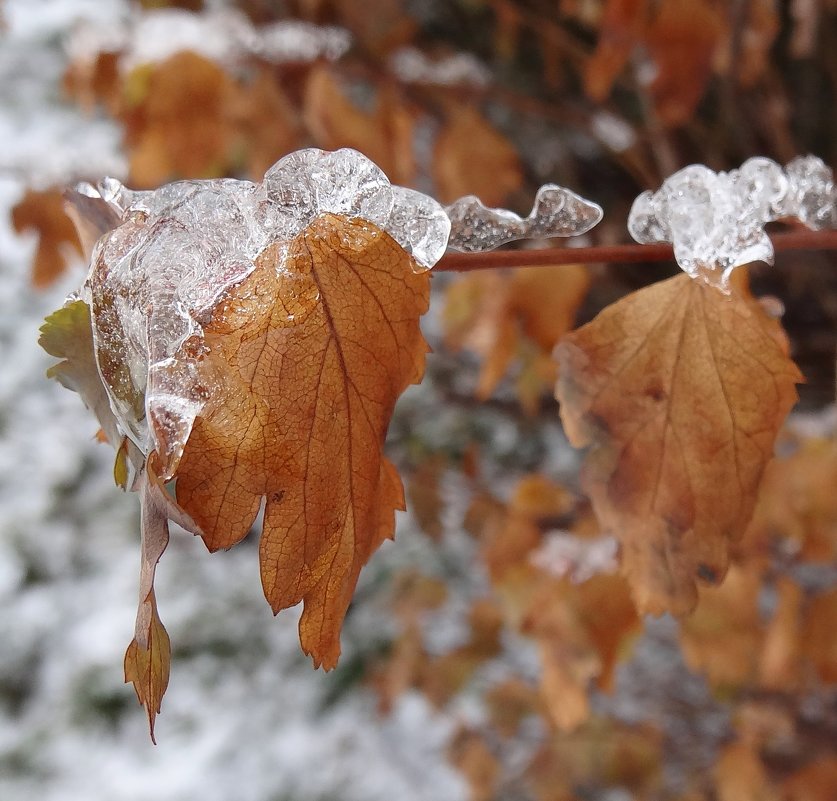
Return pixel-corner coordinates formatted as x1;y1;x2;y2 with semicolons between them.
0;2;472;798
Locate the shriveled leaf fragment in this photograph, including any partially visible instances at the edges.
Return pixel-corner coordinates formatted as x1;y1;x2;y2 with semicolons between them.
125;459;201;740
555;275;802;615
12;188;83;287
175;214;430;668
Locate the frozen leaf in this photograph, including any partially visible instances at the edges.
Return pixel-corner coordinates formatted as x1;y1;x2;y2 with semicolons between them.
433;107;522;207
85;149;446;484
174;214;430;668
75;149;445;673
12;189;83;288
555;275;802;615
446;185;602;253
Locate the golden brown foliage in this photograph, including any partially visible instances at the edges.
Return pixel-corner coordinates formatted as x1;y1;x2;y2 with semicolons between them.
175;215;430;668
556;275;802;615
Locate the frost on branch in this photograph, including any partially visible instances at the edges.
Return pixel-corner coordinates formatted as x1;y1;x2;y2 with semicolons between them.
445;184;603;253
628;155;836;288
81;148;450;481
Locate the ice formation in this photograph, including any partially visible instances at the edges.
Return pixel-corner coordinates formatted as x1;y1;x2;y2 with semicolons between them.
81;148;450;478
445;185;603;253
628;155;836;288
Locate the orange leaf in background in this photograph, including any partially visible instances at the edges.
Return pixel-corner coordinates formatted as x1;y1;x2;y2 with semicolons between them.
759;576;803;691
443;265;590;413
784;756;837;801
406;454;447;541
63;51;121;115
645;0;727;127
801;588;837;684
122;51;237;187
304;66;416;185
174;214;430;669
433;106;522;206
584;0;648;102
555;274;802;616
229;67;301;180
11;189;83;288
714;741;779;801
745;436;837;564
448;728;501;801
679;563;763;689
475;475;638;732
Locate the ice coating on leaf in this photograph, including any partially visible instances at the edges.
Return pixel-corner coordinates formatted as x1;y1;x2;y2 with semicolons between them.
259;148;393;241
629;155;835;288
387;186;452;270
81;149;449;475
445;184;603;253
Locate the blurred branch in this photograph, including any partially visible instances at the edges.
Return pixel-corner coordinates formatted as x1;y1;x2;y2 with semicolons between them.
436;229;837;271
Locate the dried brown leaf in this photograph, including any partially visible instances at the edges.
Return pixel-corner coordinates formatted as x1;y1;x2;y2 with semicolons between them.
175;214;430;668
555;275;802;615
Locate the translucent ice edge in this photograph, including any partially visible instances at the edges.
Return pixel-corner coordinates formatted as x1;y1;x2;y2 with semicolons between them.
628;155;836;289
445;185;603;253
78;148;451;475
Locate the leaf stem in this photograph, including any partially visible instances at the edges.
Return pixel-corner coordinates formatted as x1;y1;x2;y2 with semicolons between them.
435;229;837;272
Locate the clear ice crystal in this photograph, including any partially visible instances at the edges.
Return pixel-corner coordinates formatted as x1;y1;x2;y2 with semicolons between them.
80;149;449;475
387;187;451;270
445;184;603;253
628;155;836;288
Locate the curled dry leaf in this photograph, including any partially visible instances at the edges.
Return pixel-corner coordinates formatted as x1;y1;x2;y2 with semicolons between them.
174;214;429;668
125;458;201;740
555;274;802;616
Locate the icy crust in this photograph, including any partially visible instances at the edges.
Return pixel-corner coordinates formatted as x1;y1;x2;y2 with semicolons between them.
82;148;450;478
445;185;603;253
628;155;836;288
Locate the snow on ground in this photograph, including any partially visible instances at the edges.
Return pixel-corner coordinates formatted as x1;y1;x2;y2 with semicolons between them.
0;4;468;800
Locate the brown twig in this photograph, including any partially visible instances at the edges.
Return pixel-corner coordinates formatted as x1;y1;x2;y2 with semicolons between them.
435;229;837;272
